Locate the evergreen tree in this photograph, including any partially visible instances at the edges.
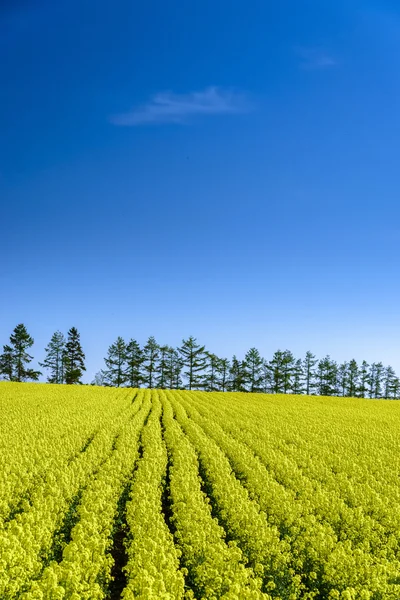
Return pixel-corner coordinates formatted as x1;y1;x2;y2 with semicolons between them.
267;350;287;394
65;327;86;384
358;360;370;398
337;362;349;397
302;351;318;395
216;358;230;392
292;359;305;395
347;359;359;397
228;355;247;392
39;331;66;384
204;352;220;391
165;347;182;389
383;365;397;399
125;339;143;388
156;345;170;389
0;345;14;381
0;324;41;382
261;359;272;393
103;337;127;387
390;376;400;400
178;336;207;390
368;362;384;398
243;347;264;392
317;356;338;396
281;350;296;393
142;336;160;388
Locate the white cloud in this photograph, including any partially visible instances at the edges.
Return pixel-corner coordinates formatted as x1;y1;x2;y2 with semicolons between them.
110;86;250;126
296;47;337;70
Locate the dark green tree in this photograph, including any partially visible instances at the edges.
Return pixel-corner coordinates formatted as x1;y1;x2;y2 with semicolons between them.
142;336;160;388
0;345;14;381
0;324;41;382
156;345;170;389
383;365;397;399
267;350;289;394
178;336;207;390
65;327;86;384
261;359;272;393
282;350;296;393
243;347;264;393
358;360;370;398
228;355;247;392
125;339;143;388
204;352;220;391
39;331;66;384
390;375;400;400
368;362;384;398
337;362;349;397
165;347;182;389
292;359;305;395
316;356;338;396
347;359;359;397
216;358;230;392
302;351;318;395
103;337;127;387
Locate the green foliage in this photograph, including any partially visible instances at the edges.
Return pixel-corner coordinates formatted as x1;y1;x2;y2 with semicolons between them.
0;323;41;382
65;327;86;385
40;331;66;384
103;337;128;387
142;336;160;389
178;336;207;390
124;339;143;388
244;347;264;392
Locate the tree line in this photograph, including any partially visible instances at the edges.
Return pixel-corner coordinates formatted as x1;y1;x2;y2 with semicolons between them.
0;323;399;399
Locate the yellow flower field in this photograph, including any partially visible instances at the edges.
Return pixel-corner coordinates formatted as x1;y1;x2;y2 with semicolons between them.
0;382;399;599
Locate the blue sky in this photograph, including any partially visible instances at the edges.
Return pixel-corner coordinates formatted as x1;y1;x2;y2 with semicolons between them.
1;0;400;381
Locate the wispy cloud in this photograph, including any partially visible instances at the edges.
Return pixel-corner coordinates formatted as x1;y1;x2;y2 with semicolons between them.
296;47;337;70
110;86;250;126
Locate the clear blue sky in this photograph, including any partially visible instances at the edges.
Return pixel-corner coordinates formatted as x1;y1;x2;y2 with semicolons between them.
1;0;400;381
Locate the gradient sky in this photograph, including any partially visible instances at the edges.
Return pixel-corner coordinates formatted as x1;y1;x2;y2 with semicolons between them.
1;0;400;381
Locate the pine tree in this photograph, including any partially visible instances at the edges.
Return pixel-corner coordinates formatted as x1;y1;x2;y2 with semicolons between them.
165;347;182;389
358;360;370;398
267;350;287;394
204;352;220;391
228;355;247;392
391;376;400;400
39;331;66;384
0;324;41;382
317;356;338;396
125;339;143;388
178;337;207;390
261;359;272;393
243;347;264;393
383;365;397;399
0;345;14;381
369;362;384;398
65;327;86;384
337;362;349;396
292;359;305;394
302;351;317;395
282;350;296;393
347;359;359;397
156;345;170;389
142;336;160;388
103;337;127;387
216;358;230;392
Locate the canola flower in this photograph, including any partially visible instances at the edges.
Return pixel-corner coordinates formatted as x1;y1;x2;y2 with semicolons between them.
0;382;399;599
